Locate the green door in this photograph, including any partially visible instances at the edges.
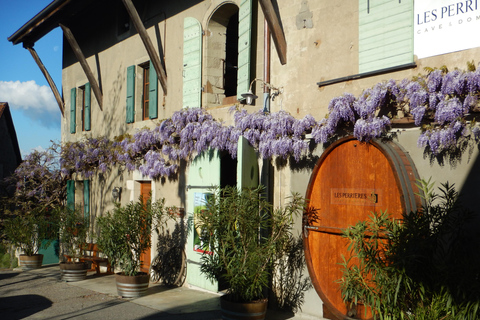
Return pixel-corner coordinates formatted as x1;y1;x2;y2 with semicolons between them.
186;137;258;292
186;149;221;292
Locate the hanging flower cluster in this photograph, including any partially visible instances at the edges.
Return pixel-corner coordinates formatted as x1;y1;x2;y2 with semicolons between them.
235;109;316;161
60;137;115;178
58;65;480;179
116;108;239;179
12;143;66;211
311;66;480;154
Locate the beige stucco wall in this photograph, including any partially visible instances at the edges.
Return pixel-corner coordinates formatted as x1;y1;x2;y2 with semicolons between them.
60;0;480;318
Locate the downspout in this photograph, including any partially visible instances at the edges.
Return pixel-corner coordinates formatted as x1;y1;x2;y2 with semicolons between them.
261;19;273;205
263;19;271;113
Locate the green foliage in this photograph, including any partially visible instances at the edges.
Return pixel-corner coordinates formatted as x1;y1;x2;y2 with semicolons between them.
58;206;89;262
3;209;55;256
96;197;174;276
0;243;17;269
197;185;305;303
271;234;313;312
338;181;480;319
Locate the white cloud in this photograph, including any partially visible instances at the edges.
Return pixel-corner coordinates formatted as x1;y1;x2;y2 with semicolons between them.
0;80;61;128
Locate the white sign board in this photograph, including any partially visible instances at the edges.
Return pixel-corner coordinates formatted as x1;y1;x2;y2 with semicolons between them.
414;0;480;58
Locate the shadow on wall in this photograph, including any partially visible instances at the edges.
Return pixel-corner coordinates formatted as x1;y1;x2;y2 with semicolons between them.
150;220;189;287
401;171;480;305
270;233;313;314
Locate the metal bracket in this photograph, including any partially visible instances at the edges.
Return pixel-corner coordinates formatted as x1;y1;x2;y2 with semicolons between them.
186;185;217;191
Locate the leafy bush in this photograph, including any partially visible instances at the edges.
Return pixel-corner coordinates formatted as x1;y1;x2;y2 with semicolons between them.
96;197;173;276
0;243;17;269
197;185;305;303
339;180;480;320
58;206;89;262
3;209;54;256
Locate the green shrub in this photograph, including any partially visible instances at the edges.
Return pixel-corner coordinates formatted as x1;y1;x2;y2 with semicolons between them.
96;197;173;276
339;180;480;320
197;185;305;303
0;244;18;269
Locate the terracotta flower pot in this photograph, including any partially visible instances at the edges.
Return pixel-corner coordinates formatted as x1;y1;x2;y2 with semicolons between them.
19;254;43;269
220;295;268;320
115;272;150;298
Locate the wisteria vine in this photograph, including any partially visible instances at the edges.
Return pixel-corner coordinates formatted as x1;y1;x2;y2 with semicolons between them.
59;64;480;179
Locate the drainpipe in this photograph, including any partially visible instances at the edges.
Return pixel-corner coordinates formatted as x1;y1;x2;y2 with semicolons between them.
263;19;271;114
261;19;273;205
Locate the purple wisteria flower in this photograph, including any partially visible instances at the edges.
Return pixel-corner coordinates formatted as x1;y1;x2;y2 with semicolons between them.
353;116;390;142
58;65;480;178
434;97;468;124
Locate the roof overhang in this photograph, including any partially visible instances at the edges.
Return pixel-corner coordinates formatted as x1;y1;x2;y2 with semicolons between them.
8;0;95;46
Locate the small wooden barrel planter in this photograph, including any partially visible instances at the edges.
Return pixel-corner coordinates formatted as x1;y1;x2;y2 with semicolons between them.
19;254;43;269
60;262;88;282
303;137;423;320
115;273;150;298
220;296;268;320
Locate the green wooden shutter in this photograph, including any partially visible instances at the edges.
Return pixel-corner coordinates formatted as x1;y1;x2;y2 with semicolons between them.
70;88;76;133
237;136;259;190
149;60;158;119
84;83;91;131
359;0;413;73
237;0;253;101
83;180;90;221
126;65;135;123
67;180;75;211
183;17;202;109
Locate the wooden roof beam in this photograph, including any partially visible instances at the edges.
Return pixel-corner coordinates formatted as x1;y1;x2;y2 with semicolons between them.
59;23;103;110
258;0;287;65
25;45;65;117
122;0;168;95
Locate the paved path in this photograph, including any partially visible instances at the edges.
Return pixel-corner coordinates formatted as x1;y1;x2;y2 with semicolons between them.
0;265;221;320
0;265;311;320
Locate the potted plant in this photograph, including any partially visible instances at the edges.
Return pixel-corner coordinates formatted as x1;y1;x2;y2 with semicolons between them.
196;185;305;320
3;209;54;269
96;197;172;298
58;206;89;281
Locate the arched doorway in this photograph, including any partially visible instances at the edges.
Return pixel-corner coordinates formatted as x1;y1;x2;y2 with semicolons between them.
204;3;239;106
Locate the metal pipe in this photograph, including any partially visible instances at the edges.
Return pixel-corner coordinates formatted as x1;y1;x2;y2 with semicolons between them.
317;62;417;88
263;19;271;113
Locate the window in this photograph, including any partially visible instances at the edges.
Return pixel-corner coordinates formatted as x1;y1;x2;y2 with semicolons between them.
358;0;413;73
183;17;203;109
70;84;90;133
117;4;131;36
83;180;90;221
67;180;75;210
142;64;150;120
80;86;85;131
70;88;76;134
126;61;158;123
126;65;135;123
202;0;252;107
66;180;90;221
80;83;91;131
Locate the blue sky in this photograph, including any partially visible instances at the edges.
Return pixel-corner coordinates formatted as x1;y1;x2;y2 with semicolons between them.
0;0;62;156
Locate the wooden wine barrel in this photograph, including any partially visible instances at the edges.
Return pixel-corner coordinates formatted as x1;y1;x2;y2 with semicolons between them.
303;137;423;320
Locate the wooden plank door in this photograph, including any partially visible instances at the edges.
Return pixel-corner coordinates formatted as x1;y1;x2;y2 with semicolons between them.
140;182;151;274
304;137;422;319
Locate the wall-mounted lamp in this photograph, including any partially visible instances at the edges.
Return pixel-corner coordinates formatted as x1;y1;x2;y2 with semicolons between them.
112;187;122;202
239;78;282;105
